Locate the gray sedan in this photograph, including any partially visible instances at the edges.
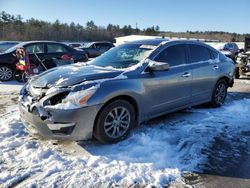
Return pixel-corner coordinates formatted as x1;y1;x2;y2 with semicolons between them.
19;39;235;143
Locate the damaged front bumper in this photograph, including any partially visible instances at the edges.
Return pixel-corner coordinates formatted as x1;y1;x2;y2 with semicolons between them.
19;85;102;141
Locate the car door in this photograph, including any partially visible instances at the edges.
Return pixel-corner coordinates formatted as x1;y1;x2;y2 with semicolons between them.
188;44;220;104
87;44;98;57
94;43;103;57
25;43;46;68
45;43;70;69
144;44;192;117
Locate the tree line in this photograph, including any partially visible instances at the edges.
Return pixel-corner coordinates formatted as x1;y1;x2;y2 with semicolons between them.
0;11;249;42
0;11;160;42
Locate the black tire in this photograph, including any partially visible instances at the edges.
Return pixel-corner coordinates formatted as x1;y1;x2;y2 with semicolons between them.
235;67;240;79
22;72;29;83
210;79;228;107
14;70;24;82
0;65;13;81
94;100;136;144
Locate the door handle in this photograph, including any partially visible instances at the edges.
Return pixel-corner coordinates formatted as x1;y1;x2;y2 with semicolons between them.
182;72;191;78
213;65;219;70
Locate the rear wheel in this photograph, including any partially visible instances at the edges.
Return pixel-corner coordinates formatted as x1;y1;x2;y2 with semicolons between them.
0;65;13;81
22;72;29;82
14;70;24;82
210;79;228;107
94;100;135;143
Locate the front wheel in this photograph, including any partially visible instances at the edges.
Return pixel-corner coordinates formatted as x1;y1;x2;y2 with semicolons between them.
210;79;228;107
94;100;136;143
0;65;13;81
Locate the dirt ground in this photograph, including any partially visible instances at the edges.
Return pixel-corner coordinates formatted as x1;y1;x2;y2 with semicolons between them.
0;93;18;114
183;78;250;188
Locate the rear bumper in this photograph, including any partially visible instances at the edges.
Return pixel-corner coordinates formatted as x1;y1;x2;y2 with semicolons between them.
19;102;102;141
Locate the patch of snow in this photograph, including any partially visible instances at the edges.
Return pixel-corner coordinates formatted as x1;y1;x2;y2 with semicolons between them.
45;87;62;96
0;81;23;94
236;78;250;84
55;77;69;86
1;97;250;187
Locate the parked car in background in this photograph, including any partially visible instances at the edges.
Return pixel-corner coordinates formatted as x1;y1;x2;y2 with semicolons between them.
0;41;88;81
217;42;240;61
77;41;114;58
66;42;84;49
0;41;19;53
19;39;235;143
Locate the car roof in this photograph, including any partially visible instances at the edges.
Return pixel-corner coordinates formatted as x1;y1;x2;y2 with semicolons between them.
13;41;66;48
0;41;20;44
3;41;71;53
128;38;169;46
87;41;113;45
127;38;213;48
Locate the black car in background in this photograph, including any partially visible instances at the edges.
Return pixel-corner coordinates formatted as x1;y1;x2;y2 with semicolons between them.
77;41;114;58
0;41;88;81
0;41;20;53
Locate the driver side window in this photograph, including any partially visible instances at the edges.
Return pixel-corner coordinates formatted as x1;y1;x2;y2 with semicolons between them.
155;44;187;66
47;44;67;53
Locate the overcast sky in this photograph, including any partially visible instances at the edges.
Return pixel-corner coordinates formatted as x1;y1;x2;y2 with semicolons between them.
1;0;250;34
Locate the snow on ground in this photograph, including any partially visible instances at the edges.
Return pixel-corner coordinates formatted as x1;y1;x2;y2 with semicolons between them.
0;81;250;187
0;81;23;94
237;78;250;85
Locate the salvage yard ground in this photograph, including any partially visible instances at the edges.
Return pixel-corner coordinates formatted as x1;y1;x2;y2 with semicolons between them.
0;79;250;187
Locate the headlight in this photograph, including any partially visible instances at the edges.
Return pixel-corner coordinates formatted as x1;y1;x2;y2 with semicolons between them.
46;86;98;109
60;86;97;108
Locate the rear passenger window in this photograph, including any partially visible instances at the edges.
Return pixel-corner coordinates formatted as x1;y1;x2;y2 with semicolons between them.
189;45;211;63
210;50;219;60
155;44;186;66
47;44;67;53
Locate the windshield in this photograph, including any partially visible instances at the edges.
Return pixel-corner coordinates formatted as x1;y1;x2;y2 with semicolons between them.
0;43;19;53
89;43;155;69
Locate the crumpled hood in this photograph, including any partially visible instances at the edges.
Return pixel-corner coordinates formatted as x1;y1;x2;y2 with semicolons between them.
30;64;123;88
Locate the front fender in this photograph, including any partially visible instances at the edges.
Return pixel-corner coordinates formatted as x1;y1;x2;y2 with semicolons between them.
88;79;147;121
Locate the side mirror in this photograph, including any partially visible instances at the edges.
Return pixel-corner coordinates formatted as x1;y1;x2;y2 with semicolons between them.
148;61;170;71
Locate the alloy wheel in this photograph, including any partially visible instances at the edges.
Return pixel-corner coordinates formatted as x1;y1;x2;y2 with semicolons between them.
0;66;13;81
104;106;131;139
214;83;226;105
